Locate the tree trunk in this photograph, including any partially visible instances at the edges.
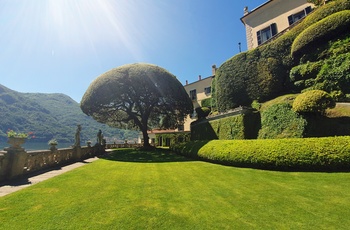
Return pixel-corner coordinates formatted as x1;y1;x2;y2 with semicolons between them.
141;128;151;148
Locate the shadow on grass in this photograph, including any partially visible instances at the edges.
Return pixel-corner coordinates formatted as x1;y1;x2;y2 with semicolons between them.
101;148;193;163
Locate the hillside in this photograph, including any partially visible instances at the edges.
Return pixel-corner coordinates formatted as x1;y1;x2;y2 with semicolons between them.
0;84;137;143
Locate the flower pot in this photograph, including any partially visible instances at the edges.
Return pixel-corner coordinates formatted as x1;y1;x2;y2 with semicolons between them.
7;137;26;149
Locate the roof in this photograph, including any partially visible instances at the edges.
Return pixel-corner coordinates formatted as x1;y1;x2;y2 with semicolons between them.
146;129;190;135
240;0;273;24
184;75;214;87
147;129;176;134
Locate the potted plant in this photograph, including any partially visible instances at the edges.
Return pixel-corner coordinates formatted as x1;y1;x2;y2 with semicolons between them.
7;130;29;149
48;139;58;151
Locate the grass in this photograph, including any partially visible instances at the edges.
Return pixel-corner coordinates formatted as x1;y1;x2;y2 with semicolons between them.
326;103;350;117
1;148;350;229
260;94;298;112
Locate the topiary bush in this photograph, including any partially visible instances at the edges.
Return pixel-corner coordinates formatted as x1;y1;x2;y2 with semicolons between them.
172;136;350;171
291;10;350;59
313;53;350;94
258;103;307;139
292;90;335;114
289;61;323;90
290;33;350;95
216;52;286;111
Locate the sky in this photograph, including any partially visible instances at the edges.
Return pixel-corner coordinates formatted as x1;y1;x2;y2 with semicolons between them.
0;0;267;102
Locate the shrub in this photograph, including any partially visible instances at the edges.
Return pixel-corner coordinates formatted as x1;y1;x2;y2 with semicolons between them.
191;112;260;141
289;61;323;83
216;52;285;111
201;98;212;108
251;100;261;110
258;103;307;139
290;34;350;94
314;53;350;94
171;136;350;171
292;90;335;114
195;107;211;119
292;10;350;59
330;90;345;101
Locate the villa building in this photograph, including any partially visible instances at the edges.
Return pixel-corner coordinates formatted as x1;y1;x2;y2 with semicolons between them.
182;65;216;131
241;0;314;50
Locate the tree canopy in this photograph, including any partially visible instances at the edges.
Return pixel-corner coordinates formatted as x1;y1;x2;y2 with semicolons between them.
80;63;193;147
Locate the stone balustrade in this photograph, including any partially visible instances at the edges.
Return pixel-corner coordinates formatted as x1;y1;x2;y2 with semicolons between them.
105;143;142;149
0;145;104;183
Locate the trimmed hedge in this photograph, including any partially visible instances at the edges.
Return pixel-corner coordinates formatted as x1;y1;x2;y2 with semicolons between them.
171;136;350;171
293;90;335;114
292;10;350;59
258;103;306;139
191;112;261;141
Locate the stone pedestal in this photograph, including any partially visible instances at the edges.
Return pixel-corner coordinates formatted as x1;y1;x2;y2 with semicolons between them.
5;148;28;179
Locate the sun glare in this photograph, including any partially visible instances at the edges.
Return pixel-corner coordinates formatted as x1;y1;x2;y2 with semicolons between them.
1;0;167;60
44;0;147;58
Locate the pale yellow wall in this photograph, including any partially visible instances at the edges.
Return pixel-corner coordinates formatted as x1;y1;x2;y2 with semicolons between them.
184;77;213;107
242;0;313;50
183;76;213;131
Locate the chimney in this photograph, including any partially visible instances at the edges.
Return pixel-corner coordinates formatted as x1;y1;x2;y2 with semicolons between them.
212;64;217;76
186;80;188;85
244;6;249;15
199;75;201;81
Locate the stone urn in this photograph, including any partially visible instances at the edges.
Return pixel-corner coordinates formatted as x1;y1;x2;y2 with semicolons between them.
49;143;57;151
7;137;26;149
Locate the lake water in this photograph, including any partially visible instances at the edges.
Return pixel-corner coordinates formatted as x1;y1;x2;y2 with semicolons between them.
0;140;74;151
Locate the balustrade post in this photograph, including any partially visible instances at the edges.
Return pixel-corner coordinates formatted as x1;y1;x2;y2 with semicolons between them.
4;146;28;179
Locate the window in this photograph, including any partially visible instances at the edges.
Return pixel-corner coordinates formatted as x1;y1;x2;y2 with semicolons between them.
288;6;312;26
189;89;197;100
257;23;277;45
204;86;211;95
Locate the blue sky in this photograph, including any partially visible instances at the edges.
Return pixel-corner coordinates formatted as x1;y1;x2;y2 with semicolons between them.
0;0;266;102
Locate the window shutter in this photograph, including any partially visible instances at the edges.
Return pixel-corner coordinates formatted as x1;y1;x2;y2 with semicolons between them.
271;23;277;36
257;31;262;45
288;15;294;25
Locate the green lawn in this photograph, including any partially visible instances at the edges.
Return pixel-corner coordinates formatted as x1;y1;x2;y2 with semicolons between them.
1;149;350;229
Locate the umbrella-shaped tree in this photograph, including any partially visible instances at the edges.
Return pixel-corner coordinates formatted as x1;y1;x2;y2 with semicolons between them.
80;63;193;148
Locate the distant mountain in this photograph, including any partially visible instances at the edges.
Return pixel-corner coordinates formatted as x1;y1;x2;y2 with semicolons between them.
0;84;137;143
